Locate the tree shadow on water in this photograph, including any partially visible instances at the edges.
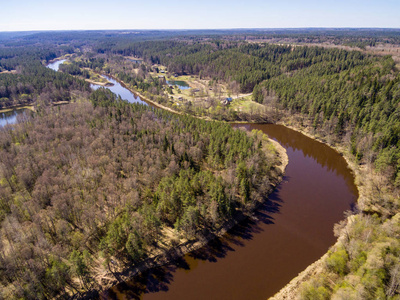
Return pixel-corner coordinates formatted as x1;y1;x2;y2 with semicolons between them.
102;184;285;299
103;265;175;299
102;256;192;299
188;182;285;264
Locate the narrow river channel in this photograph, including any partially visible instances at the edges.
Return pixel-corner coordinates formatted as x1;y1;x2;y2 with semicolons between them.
91;75;145;104
48;61;358;299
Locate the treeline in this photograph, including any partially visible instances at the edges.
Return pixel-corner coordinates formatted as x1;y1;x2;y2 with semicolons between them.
247;29;400;48
3;29;400;49
0;89;278;298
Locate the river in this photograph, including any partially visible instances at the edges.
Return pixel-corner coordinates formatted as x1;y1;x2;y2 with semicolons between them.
91;75;147;105
0;109;26;127
47;61;358;299
47;60;146;105
47;59;67;71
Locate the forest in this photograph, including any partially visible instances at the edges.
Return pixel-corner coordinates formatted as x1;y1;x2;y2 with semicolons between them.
0;88;280;298
0;46;90;109
1;29;400;299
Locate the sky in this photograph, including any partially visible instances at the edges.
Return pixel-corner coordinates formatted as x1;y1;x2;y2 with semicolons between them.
1;0;399;32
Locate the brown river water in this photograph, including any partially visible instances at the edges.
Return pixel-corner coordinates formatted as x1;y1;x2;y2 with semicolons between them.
104;123;358;300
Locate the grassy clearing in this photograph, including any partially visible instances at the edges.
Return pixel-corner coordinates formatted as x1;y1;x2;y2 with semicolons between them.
125;56;143;62
156;71;258;115
235;97;266;112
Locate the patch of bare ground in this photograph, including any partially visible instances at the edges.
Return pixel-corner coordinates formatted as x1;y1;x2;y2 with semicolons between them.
85;79;113;86
0;105;35;113
0;70;17;74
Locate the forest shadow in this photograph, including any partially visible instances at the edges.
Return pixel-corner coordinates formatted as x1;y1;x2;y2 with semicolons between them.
102;263;179;299
102;181;286;299
188;180;285;263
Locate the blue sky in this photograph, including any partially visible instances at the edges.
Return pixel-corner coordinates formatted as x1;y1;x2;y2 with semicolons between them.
1;0;399;31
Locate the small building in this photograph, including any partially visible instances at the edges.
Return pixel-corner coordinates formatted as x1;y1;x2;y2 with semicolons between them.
222;97;233;106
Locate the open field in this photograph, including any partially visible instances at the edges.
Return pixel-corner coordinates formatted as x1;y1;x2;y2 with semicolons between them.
148;68;258;116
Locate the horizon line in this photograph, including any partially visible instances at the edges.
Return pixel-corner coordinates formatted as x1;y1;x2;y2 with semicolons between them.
1;27;400;33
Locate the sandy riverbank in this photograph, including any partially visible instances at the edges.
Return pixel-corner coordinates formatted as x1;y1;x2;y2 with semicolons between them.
0;105;35;113
85;78;114;86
